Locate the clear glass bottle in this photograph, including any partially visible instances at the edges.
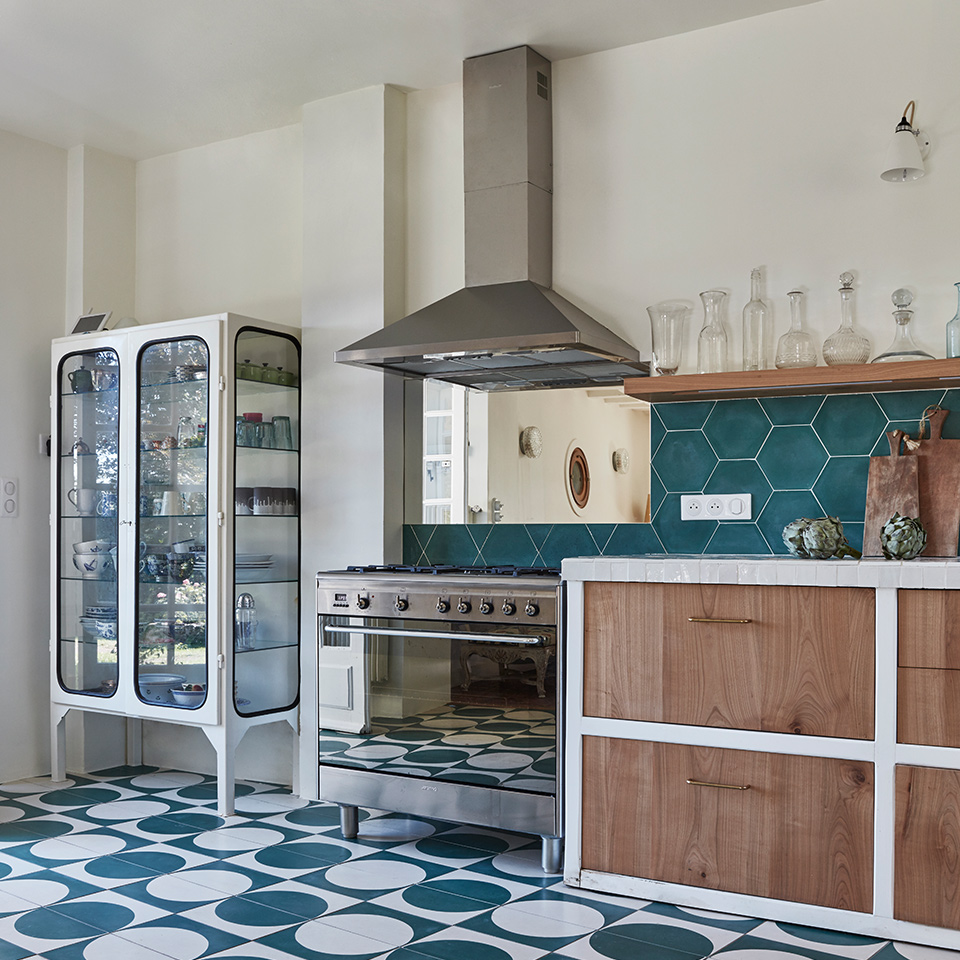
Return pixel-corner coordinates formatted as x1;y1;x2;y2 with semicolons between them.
872;288;935;363
697;289;728;374
741;267;769;371
822;272;871;365
775;289;819;368
947;282;960;359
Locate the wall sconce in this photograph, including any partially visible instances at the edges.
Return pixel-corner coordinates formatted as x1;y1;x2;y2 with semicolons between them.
880;100;930;182
519;426;542;458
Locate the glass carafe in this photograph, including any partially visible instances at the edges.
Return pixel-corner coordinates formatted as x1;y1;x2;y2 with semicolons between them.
775;289;818;368
741;267;769;371
872;288;935;363
646;300;690;375
697;289;728;374
823;272;870;365
947;282;960;359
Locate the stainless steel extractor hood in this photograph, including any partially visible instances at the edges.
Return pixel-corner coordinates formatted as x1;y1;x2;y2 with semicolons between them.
335;45;648;391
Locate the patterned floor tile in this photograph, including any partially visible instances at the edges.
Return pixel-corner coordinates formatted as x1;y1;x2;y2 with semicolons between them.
3;769;960;960
873;943;960;960
294;853;453;900
746;920;887;958
179;881;358;939
369;870;535;925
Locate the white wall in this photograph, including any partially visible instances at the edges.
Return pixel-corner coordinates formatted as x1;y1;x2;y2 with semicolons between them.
552;0;960;369
0;130;67;782
136;125;303;325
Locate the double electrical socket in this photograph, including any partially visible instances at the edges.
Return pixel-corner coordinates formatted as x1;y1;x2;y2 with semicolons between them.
680;493;752;521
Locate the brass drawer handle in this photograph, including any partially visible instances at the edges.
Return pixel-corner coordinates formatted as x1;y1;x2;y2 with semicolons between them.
687;617;752;624
686;778;751;791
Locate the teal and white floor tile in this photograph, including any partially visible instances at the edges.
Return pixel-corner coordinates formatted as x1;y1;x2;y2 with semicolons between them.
0;767;959;960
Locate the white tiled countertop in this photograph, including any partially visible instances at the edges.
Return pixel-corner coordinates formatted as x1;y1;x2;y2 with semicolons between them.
560;555;960;589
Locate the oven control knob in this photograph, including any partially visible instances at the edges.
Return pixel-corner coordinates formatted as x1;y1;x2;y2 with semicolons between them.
479;600;494;615
525;601;540;617
356;595;370;610
395;596;409;612
457;598;472;614
501;600;516;616
436;598;450;614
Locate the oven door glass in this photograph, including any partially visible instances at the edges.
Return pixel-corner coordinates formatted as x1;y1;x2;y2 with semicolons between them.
318;615;557;795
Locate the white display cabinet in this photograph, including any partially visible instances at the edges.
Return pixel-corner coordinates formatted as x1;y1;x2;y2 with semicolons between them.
50;314;300;813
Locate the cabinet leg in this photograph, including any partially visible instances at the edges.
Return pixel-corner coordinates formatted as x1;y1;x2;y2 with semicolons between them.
125;718;142;767
51;707;68;783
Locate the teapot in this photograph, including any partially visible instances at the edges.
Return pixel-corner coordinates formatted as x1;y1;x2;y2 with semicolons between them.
276;367;297;386
68;366;94;393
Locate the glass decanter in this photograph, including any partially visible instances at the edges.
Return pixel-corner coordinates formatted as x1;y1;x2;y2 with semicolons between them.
947;282;960;359
697;289;728;374
822;272;870;365
775;289;818;368
872;288;935;363
741;267;769;371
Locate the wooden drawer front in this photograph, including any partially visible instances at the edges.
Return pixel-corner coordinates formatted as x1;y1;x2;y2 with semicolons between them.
899;589;960;668
583;582;875;738
581;737;874;912
898;668;960;747
895;765;960;927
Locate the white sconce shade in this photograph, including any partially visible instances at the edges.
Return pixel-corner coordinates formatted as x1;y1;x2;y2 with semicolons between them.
881;100;927;182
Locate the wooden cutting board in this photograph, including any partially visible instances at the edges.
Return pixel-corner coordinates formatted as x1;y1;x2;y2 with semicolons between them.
863;430;920;557
913;407;960;558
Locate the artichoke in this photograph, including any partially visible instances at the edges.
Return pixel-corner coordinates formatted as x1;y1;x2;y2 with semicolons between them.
879;513;927;560
782;518;812;558
782;515;861;560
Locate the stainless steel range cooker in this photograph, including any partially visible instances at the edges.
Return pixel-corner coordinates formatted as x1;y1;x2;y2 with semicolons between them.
316;564;563;872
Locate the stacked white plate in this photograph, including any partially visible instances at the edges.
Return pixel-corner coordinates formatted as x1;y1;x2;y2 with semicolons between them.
236;553;273;569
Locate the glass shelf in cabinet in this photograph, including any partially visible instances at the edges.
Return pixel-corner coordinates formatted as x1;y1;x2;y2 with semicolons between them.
60;385;120;399
236;378;299;391
235;444;299;453
235;639;298;653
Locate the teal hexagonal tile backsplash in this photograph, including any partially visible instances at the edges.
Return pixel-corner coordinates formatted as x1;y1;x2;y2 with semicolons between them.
403;389;952;566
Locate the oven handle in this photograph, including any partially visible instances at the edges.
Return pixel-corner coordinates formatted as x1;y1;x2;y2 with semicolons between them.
321;624;551;646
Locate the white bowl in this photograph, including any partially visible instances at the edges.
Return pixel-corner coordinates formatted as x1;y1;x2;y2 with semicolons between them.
73;539;115;554
72;553;111;577
171;688;205;707
137;673;184;701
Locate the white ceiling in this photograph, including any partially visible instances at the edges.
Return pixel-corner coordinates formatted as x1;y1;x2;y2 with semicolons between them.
0;0;821;161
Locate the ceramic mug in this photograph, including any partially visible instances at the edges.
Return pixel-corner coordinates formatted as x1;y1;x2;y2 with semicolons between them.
68;487;97;516
253;486;275;516
235;487;254;516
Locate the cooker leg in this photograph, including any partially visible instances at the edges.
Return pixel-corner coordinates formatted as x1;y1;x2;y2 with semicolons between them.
540;835;563;874
339;804;359;839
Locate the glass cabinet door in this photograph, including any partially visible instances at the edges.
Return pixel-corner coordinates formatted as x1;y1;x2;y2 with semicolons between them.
56;350;121;697
233;328;300;716
136;339;210;708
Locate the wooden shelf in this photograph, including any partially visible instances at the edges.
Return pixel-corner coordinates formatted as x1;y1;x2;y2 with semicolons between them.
623;358;960;403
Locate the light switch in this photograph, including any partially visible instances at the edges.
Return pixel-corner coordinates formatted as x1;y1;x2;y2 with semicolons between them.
1;477;17;518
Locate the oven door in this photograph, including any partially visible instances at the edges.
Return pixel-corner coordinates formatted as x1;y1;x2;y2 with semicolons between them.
318;614;557;796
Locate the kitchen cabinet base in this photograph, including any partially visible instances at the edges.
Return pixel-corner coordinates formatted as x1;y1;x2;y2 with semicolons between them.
50;702;297;816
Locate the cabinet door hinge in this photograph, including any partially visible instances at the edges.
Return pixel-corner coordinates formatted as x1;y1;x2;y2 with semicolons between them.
219;376;226;392
217;654;225;669
217;510;225;527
